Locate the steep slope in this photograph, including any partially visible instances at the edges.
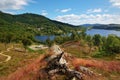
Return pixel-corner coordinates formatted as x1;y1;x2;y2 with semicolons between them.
0;11;79;35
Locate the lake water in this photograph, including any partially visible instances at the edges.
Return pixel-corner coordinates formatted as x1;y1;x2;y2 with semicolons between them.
86;29;120;37
35;35;55;42
35;29;120;42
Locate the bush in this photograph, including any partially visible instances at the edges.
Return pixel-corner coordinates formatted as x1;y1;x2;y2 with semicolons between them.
105;35;120;54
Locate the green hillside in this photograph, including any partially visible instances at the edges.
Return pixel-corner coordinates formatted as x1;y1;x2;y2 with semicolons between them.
0;11;80;35
0;11;82;44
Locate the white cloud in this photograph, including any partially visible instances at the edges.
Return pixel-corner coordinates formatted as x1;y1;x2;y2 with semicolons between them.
55;14;120;25
3;11;15;14
41;10;48;16
61;8;71;13
110;0;120;8
59;8;72;13
0;0;32;10
87;8;102;13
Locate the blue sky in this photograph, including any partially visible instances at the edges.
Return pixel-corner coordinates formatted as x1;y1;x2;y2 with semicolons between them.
0;0;120;25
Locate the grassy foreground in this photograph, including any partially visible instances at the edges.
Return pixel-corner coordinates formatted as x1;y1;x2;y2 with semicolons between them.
0;43;45;77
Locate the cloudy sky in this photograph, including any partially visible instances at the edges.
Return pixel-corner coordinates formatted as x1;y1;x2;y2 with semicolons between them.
0;0;120;25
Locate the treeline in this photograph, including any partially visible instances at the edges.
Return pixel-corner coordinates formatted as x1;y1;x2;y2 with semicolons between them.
45;31;120;55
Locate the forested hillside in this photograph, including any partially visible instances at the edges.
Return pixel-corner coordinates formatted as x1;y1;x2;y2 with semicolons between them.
0;11;81;44
92;24;120;31
0;11;80;35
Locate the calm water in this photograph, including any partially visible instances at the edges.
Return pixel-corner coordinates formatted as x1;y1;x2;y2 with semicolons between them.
35;35;55;42
35;29;120;42
86;29;120;37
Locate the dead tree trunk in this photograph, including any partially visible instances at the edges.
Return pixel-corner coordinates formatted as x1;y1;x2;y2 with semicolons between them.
39;52;83;80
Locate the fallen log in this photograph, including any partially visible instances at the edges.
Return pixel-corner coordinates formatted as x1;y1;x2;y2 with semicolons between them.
40;52;83;80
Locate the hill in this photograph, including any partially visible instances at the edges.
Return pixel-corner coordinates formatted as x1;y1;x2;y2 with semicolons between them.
0;11;82;44
0;11;80;35
92;24;120;31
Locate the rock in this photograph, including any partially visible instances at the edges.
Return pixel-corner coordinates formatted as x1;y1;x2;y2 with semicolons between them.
79;66;94;76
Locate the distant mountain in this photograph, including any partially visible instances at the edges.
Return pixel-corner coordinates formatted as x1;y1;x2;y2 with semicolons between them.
81;24;120;31
81;24;102;27
92;24;120;31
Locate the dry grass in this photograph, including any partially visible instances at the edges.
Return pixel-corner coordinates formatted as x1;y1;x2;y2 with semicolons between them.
0;42;120;80
6;55;46;80
72;58;120;72
0;54;47;80
0;55;6;62
0;43;6;51
0;43;44;77
63;43;95;58
62;41;120;80
70;58;120;80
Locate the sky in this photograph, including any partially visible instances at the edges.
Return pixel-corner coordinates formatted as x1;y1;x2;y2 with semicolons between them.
0;0;120;25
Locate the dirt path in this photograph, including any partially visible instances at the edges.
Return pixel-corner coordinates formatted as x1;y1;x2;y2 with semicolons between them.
0;46;13;63
29;45;48;50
